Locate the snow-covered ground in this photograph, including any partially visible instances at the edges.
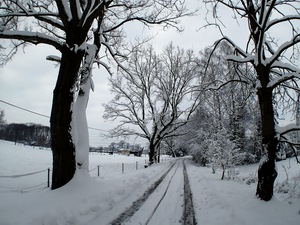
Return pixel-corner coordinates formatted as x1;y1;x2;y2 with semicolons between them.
0;140;299;225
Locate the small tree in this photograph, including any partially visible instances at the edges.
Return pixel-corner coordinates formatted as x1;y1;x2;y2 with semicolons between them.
206;128;244;180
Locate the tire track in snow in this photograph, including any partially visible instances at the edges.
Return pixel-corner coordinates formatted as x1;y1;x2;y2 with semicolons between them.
111;159;197;225
144;161;181;225
182;159;197;225
110;160;178;225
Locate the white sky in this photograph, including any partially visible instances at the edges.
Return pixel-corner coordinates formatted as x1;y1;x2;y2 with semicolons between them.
0;1;297;147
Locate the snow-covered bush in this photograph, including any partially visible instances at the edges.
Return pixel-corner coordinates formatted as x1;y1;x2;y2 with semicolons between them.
190;126;257;179
204;128;249;179
275;165;300;203
241;172;258;185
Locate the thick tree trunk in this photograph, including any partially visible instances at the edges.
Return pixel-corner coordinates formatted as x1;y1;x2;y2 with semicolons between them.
256;156;278;201
50;48;84;190
256;76;278;201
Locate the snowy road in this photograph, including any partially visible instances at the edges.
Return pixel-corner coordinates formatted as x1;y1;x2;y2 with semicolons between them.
110;159;196;225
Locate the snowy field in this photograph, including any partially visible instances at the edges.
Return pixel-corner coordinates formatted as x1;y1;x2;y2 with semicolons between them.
0;140;171;192
0;140;299;225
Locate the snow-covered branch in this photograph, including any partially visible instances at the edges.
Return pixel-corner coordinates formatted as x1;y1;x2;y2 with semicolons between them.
267;72;300;89
279;135;300;163
214;37;249;59
267;35;300;66
0;30;63;50
276;124;300;137
266;15;300;31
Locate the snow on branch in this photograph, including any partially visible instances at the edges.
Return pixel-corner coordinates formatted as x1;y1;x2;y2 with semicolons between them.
79;0;107;28
225;54;254;63
267;61;300;89
34;15;65;31
279;134;300;163
276;124;300;163
0;30;63;51
266;15;300;31
1;0;65;30
46;55;61;63
276;124;300;137
267;35;300;66
94;59;113;75
267;72;300;89
214;36;249;58
271;61;300;73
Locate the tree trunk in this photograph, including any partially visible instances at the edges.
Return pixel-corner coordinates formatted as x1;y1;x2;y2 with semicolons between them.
221;164;225;180
149;142;156;165
256;75;278;201
50;48;84;190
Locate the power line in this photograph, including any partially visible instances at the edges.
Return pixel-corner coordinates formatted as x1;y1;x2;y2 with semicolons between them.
0;99;50;118
0;99;109;132
88;126;109;132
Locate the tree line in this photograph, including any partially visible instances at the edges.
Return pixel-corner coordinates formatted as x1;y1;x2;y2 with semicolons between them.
0;111;51;147
0;123;51;148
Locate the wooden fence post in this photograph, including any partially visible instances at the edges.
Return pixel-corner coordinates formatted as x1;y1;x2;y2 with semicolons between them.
47;168;50;188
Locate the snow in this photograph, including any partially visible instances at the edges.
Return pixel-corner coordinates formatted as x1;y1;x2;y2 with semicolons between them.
0;140;299;225
72;78;92;171
123;162;185;225
187;163;300;225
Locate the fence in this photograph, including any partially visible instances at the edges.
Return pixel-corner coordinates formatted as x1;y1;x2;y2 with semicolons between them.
0;157;173;193
89;161;142;177
0;168;51;193
88;157;173;178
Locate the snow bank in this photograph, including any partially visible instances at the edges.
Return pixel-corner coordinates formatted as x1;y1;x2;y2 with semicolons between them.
187;159;300;225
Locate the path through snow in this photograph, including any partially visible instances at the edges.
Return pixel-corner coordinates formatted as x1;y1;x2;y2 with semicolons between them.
90;159;197;225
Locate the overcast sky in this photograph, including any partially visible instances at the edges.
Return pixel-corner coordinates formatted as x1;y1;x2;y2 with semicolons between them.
0;1;296;147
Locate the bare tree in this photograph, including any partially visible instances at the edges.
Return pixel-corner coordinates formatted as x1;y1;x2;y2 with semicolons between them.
0;0;191;189
103;44;199;164
204;0;300;201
